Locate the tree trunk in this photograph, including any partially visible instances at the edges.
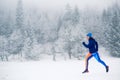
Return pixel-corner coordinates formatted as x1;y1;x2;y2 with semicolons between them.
68;52;72;59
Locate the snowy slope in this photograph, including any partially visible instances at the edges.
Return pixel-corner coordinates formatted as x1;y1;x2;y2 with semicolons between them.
0;57;120;80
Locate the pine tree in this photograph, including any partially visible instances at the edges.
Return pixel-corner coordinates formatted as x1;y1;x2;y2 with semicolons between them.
72;6;80;26
14;0;24;57
63;4;73;23
16;0;24;29
105;3;120;57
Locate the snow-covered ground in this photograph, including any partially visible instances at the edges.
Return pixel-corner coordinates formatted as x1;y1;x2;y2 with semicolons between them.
0;56;120;80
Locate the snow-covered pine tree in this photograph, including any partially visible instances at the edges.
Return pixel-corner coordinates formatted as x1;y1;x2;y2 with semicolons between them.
105;3;120;57
16;0;24;30
72;6;80;26
0;36;9;61
0;10;13;37
62;4;84;59
15;0;24;57
63;4;73;23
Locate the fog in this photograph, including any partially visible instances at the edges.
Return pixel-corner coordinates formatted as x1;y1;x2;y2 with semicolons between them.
0;0;120;60
0;0;116;12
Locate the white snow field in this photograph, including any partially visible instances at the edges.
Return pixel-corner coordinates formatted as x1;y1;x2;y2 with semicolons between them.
0;57;120;80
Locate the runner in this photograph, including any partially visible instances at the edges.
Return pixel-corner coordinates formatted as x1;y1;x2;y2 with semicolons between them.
82;33;109;73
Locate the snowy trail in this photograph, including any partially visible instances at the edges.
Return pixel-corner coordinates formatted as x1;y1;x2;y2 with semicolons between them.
0;57;120;80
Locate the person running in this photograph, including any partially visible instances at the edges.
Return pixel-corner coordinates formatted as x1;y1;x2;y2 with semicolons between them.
82;33;109;73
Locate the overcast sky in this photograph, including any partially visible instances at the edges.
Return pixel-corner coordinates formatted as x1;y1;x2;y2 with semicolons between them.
0;0;117;12
24;0;115;11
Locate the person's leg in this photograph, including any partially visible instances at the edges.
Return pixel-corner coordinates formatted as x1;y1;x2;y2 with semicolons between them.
93;52;107;67
85;53;91;66
82;53;93;73
93;52;109;72
85;53;93;70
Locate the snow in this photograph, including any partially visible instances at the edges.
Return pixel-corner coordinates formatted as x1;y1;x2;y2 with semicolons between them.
0;57;120;80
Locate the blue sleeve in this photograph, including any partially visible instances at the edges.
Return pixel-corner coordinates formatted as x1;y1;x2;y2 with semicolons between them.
83;40;93;48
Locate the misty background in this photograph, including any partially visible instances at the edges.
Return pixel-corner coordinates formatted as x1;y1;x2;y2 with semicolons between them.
0;0;120;61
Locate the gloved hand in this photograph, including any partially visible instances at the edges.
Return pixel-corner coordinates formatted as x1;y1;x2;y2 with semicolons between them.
82;42;85;45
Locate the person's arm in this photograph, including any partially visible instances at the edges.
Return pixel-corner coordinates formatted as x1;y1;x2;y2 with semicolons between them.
82;40;92;48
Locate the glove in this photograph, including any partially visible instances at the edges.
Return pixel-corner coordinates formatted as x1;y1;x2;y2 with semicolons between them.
82;42;85;45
